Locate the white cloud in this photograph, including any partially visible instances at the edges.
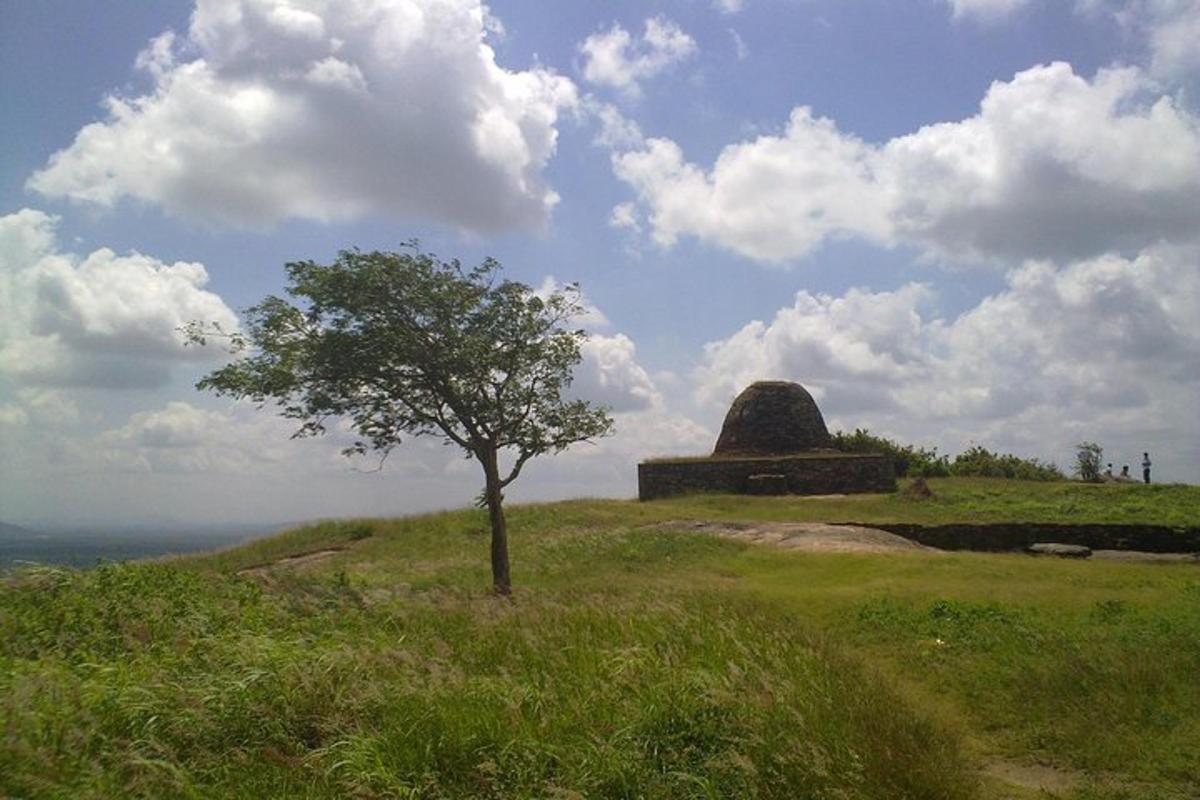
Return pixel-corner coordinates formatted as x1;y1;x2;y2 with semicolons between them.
580;16;697;96
12;389;81;428
609;201;641;231
586;99;645;149
534;276;662;413
1140;0;1200;77
517;398;714;499
715;0;746;14
1090;0;1200;79
0;208;237;388
610;62;1200;265
97;401;308;473
950;1;1200;79
613;109;891;262
27;0;577;231
694;244;1200;475
694;283;937;410
575;334;662;413
943;0;1032;21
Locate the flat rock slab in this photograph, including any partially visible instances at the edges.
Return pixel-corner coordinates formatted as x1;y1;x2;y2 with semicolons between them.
656;520;938;554
1027;542;1092;558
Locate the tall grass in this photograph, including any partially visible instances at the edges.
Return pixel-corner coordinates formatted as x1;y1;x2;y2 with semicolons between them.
4;483;1198;798
2;543;975;798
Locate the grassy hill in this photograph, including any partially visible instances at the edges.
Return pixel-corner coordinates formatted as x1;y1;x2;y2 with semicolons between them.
2;478;1198;799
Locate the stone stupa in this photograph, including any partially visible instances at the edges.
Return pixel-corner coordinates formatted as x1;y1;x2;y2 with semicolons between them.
638;380;895;500
712;381;830;456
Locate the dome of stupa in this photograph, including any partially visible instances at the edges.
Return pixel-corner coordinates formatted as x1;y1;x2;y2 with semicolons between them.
712;381;831;456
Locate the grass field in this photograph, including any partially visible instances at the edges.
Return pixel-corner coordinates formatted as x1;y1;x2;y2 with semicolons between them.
2;478;1198;798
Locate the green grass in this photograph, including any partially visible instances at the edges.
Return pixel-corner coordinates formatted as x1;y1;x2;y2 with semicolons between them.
648;477;1200;526
2;478;1198;798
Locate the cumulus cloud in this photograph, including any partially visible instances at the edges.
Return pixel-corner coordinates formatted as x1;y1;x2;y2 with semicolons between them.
580;16;697;96
517;390;713;499
575;334;662;413
1139;0;1200;77
27;0;577;231
610;62;1200;265
1089;0;1200;79
949;1;1200;79
694;283;937;411
695;245;1200;473
613;109;890;262
534;275;662;413
93;398;463;477
0;208;237;388
586;99;646;149
97;401;315;473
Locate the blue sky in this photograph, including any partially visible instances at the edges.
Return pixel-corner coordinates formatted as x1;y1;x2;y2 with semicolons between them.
2;0;1198;528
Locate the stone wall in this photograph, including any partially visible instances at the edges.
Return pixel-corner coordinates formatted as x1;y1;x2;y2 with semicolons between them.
638;453;895;500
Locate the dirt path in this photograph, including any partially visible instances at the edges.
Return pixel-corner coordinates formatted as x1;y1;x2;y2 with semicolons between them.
236;547;346;577
655;520;939;554
982;758;1080;797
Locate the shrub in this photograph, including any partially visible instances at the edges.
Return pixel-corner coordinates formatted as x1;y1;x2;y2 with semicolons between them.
831;430;1064;481
950;445;1064;481
829;429;950;478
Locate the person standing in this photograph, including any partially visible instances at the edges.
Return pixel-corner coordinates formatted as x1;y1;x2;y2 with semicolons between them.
1142;452;1152;484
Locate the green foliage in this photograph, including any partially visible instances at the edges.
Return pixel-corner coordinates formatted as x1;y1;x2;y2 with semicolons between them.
829;428;950;477
950;444;1064;481
831;429;1065;481
186;244;613;591
1076;441;1105;482
188;245;612;470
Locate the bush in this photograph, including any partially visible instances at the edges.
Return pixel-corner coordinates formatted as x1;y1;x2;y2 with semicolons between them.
830;430;1064;481
829;429;950;478
950;445;1064;481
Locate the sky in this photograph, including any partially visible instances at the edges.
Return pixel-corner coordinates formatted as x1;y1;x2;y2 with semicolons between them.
1;0;1198;530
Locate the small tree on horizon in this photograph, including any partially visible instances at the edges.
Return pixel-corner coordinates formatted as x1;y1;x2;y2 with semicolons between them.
185;245;613;595
1074;441;1104;482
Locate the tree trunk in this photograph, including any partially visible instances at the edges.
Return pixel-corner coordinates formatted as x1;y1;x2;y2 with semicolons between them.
481;448;512;595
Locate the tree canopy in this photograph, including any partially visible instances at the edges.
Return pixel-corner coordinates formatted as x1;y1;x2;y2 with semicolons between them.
187;244;613;593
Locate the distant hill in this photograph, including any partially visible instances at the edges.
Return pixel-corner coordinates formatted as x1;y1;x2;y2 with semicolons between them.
0;521;42;538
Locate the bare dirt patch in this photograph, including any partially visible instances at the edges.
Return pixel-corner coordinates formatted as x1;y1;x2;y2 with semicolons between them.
982;758;1079;796
656;520;939;554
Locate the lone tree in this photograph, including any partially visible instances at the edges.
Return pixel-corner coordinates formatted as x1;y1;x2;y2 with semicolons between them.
186;245;613;594
1074;441;1103;482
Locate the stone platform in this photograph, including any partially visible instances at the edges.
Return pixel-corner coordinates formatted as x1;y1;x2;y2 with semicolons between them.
637;452;895;500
